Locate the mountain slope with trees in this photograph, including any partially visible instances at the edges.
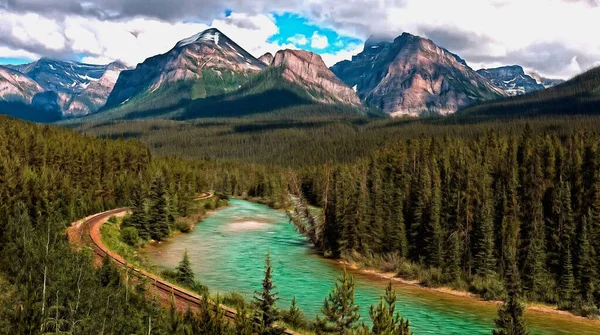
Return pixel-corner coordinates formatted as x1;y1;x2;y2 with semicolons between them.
459;66;600;118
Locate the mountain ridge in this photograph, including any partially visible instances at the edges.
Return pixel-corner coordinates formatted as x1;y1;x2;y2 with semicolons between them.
331;32;506;116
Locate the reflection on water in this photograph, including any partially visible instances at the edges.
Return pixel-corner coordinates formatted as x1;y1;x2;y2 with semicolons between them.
144;199;599;335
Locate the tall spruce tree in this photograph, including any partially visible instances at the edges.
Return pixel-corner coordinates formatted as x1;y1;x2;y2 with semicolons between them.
126;180;149;240
176;250;195;288
148;174;170;241
253;252;284;335
493;261;528;335
316;269;360;335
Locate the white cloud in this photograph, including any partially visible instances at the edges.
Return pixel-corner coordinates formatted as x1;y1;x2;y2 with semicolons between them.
0;46;39;61
310;31;328;49
287;34;309;46
2;0;600;78
320;43;364;67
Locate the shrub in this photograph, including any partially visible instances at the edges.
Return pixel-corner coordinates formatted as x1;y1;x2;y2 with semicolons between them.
107;216;118;224
175;219;194;233
469;275;505;301
121;227;139;246
222;291;247;310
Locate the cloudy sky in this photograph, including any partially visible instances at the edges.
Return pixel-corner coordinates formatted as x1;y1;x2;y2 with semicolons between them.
1;0;599;79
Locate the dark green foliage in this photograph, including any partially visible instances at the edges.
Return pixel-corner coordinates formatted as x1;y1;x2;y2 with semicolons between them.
176;250;195;288
282;297;305;330
148;174;170;241
253;252;284;335
367;282;412;335
492;262;529;335
316;269;360;335
121;226;139;246
288;125;600;314
459;66;600;118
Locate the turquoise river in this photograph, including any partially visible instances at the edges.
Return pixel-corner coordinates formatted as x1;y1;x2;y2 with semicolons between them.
144;199;600;335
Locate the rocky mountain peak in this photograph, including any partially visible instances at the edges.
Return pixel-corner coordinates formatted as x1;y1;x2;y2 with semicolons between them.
476;65;544;96
331;32;505;116
272;49;361;106
259;52;274;66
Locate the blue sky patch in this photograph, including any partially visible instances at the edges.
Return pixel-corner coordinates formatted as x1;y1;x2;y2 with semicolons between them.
268;13;363;54
0;57;32;65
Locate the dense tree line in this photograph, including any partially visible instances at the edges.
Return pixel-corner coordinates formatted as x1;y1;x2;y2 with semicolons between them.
0;116;287;334
295;125;600;315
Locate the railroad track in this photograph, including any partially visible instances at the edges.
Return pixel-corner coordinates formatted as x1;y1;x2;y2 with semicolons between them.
78;205;300;335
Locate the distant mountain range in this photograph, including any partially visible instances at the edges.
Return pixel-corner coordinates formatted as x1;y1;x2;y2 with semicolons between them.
0;58;128;121
0;28;590;122
476;65;563;96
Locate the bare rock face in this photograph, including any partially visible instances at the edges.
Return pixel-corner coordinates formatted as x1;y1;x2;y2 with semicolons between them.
0;66;43;103
4;59;129;117
527;72;565;89
63;61;129;116
106;28;266;108
331;33;506;116
477;65;544;96
259;53;274;66
272;49;361;106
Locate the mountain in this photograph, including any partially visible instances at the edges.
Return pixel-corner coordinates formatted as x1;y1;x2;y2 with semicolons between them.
331;33;506;116
104;28;266;111
4;58;128;117
476;65;544;96
259;53;274;66
527;72;565;88
0;65;43;103
458;66;600;118
0;65;62;122
269;50;361;106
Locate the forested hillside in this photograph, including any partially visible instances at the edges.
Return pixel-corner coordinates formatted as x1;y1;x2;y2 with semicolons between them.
0;115;288;334
459;66;600;118
292;126;600;315
77;115;600;166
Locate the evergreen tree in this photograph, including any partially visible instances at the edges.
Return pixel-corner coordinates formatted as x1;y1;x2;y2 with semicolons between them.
176;250;195;288
253;252;284;335
369;282;412;335
473;162;496;278
148;174;170;241
124;179;149;240
424;158;444;268
576;211;596;303
283;297;305;330
492;262;529;335
316;269;360;335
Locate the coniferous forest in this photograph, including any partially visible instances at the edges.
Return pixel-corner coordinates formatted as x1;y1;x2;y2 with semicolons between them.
4;111;600;334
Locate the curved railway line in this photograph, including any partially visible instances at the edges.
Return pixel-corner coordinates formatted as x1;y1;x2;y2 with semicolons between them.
70;193;300;335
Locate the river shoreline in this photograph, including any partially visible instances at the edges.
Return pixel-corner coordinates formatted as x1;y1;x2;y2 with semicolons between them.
337;259;600;324
242;196;600;323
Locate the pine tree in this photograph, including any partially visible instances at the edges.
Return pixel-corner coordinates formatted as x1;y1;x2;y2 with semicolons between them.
148;174;170;241
125;180;149;240
283;297;305;330
369;282;412;335
492;261;529;335
424;157;443;268
253;252;284;335
473;162;496;278
557;181;576;306
317;269;360;335
577;211;596;303
176;250;195;288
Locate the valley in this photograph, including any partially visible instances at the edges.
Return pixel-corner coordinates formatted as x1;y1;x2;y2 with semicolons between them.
0;5;600;335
